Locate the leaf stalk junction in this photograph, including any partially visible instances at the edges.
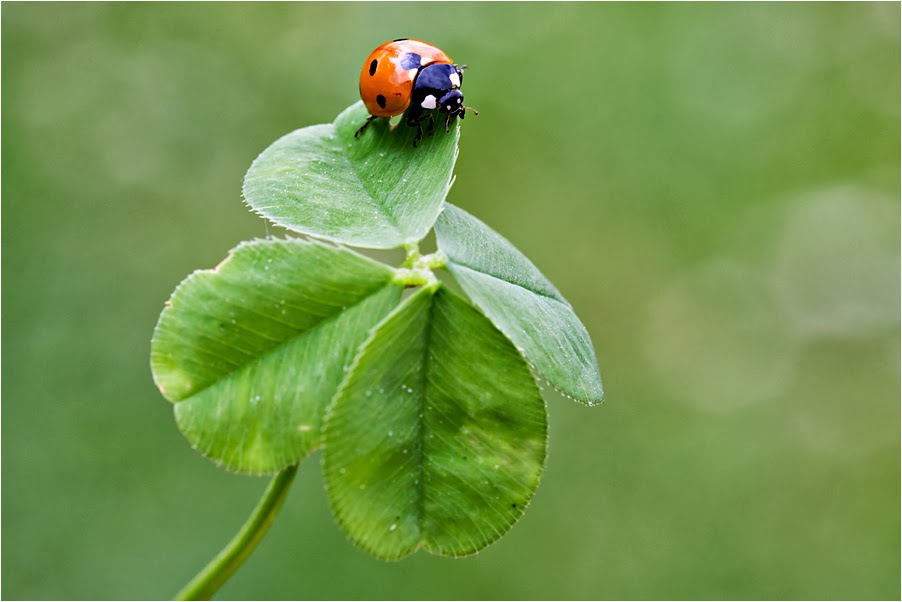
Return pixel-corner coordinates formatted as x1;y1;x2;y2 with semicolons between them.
393;242;447;288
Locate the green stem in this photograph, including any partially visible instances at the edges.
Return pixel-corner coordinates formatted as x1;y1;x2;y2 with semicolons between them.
401;241;420;268
175;464;299;601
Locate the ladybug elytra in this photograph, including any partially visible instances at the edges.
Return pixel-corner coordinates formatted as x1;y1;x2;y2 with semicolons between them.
356;38;477;146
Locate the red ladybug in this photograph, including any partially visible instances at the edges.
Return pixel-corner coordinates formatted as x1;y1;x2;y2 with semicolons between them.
356;38;477;145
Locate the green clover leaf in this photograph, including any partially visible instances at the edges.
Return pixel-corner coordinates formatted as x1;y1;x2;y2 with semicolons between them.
243;102;459;249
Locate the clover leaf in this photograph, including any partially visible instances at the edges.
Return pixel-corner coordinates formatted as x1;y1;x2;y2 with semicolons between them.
322;285;547;560
435;203;604;404
243;102;459;249
151;238;402;474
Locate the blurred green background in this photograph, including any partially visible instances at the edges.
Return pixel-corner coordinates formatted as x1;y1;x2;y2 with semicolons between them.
3;3;899;600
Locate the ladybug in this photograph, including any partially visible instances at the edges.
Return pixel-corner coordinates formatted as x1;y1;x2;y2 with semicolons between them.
355;38;477;146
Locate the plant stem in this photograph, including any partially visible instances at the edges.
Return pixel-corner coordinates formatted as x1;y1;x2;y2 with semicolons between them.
174;464;299;601
401;241;420;268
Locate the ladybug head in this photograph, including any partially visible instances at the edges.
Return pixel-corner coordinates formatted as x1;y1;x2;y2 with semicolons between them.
437;89;466;117
437;89;479;128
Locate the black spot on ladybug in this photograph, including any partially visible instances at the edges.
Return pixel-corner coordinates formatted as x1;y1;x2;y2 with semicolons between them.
400;53;422;70
376;94;387;109
369;59;378;76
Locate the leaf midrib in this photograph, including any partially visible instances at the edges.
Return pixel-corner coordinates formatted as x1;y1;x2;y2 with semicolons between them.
174;281;396;404
338;125;405;238
413;289;435;546
445;261;569;306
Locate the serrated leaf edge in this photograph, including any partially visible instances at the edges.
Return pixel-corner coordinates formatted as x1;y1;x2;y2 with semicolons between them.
443;262;604;406
151;236;395;401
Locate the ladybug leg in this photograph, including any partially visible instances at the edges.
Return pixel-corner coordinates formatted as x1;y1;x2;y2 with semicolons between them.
413;116;434;147
408;112;435;148
445;113;459;133
406;106;423;147
408;114;424;147
413;124;423;147
355;115;379;138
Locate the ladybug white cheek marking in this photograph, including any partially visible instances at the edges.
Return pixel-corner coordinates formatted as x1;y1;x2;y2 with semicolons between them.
449;72;461;88
421;95;437;109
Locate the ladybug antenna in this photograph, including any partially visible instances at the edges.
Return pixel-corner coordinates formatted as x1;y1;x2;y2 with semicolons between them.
454;105;478;126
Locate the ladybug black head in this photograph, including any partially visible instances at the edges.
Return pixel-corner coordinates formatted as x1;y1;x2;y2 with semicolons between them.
438;89;465;117
437;89;478;132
